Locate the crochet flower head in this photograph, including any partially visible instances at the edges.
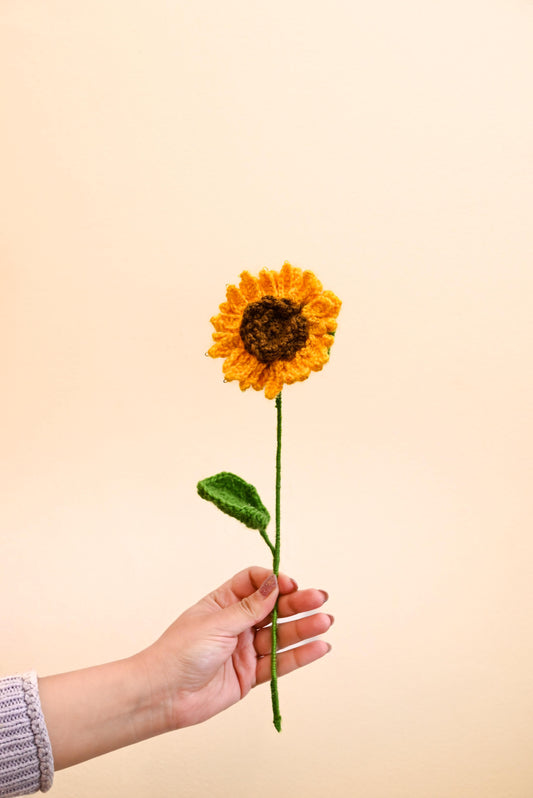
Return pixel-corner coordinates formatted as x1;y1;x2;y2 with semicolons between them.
208;261;342;399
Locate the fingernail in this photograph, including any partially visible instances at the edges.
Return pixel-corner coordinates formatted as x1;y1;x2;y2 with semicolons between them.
259;574;278;598
289;578;298;591
327;614;335;627
319;590;329;603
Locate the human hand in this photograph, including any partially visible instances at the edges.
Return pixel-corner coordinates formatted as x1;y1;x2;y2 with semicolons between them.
39;566;332;771
136;566;333;732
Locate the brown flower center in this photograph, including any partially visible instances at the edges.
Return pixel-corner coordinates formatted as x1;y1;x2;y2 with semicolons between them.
239;296;310;364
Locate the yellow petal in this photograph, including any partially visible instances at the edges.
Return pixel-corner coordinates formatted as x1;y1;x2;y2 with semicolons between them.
303;294;338;322
322;290;342;316
221;346;246;370
239;360;269;391
225;284;247;312
254;367;270;389
264;362;284;400
300;338;330;371
312;351;330;371
218;301;243;316
297;270;323;304
278;361;303;386
307;318;328;336
239;271;262;302
278;261;303;299
210;314;241;333
258;269;279;297
223;349;257;381
207;341;233;357
281;354;312;384
212;331;240;347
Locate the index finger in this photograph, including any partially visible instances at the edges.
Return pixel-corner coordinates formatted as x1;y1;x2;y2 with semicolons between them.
256;588;329;626
215;566;298;603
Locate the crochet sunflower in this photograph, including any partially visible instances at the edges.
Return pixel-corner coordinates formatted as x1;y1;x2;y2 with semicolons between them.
198;262;341;731
208;261;342;399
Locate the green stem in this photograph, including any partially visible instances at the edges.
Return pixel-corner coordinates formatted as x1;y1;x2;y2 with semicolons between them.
259;529;275;556
270;391;282;732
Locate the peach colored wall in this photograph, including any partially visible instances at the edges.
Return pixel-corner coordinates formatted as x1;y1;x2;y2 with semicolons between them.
1;1;532;796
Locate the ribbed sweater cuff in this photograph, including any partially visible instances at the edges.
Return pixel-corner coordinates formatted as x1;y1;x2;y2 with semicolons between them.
0;673;54;796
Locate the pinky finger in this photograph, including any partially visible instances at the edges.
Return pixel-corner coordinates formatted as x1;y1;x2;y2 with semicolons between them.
255;640;331;686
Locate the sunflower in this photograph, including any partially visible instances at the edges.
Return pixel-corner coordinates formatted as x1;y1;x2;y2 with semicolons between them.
208;262;341;399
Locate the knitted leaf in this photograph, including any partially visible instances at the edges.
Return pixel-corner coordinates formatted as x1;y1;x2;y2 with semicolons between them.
197;472;271;534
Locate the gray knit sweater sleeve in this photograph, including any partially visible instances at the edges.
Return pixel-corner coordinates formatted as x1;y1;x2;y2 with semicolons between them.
0;673;54;796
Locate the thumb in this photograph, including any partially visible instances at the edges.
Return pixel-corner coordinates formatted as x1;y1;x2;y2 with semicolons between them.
216;574;279;636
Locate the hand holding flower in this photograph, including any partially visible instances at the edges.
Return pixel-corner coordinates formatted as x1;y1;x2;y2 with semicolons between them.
39;567;332;770
199;262;341;730
135;567;332;732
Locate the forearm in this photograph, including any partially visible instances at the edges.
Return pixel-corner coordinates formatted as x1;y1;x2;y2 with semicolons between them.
38;653;168;771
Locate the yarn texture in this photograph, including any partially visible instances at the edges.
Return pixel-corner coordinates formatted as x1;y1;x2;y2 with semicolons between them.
199;262;341;731
0;673;54;797
197;472;271;535
208;261;341;399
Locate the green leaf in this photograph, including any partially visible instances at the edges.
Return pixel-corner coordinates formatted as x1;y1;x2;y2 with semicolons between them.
197;472;271;534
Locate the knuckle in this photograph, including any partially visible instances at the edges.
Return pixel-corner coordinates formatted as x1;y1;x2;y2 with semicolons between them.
239;595;257;619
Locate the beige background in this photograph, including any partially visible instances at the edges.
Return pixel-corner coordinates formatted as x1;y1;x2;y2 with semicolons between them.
1;1;532;796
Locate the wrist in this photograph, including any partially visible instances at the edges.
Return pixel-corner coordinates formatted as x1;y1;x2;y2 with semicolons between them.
128;647;177;739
